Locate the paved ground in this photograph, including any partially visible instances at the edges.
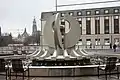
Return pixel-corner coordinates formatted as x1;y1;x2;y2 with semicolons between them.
32;77;120;80
1;47;120;80
85;48;120;57
0;75;120;80
13;76;120;80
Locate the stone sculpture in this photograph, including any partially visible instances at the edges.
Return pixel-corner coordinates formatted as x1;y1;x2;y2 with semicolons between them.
33;13;89;60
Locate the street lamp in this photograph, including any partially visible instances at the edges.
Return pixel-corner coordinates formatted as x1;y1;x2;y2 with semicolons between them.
55;0;58;12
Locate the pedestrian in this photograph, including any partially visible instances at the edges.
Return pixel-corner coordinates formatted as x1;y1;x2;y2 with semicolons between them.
110;43;112;49
90;43;92;48
113;44;117;52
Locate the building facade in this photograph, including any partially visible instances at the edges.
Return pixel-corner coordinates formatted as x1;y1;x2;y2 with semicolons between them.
41;6;120;48
0;27;12;46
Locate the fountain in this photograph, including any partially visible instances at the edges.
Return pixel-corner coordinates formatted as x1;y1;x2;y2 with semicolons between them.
30;13;94;66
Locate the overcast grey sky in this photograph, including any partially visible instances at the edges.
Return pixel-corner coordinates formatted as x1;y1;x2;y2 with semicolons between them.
0;0;120;37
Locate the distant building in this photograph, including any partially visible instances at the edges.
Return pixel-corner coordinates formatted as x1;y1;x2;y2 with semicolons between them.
0;35;12;46
41;6;120;47
17;28;29;42
0;27;12;46
31;17;41;45
16;17;41;45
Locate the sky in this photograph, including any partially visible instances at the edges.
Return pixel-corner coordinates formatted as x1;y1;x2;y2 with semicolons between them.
0;0;120;37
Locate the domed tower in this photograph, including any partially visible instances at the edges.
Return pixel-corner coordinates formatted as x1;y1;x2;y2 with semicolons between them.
32;16;37;36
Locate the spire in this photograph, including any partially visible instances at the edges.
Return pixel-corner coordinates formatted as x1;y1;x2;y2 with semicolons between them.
22;28;29;38
32;16;37;34
18;33;21;38
24;28;26;33
33;16;36;24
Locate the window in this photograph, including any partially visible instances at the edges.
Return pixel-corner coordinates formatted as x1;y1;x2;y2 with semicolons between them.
80;24;82;27
104;38;110;45
77;18;82;34
104;10;109;14
77;12;82;16
69;12;74;16
61;13;65;17
62;38;64;44
87;17;90;20
61;19;65;25
104;16;109;34
95;39;100;45
95;17;100;34
114;16;119;19
60;19;65;35
78;39;82;45
60;26;65;35
86;18;91;34
86;39;91;45
95;10;99;15
86;11;91;15
105;16;109;19
78;18;82;23
79;39;82;41
114;16;119;34
114;9;119;13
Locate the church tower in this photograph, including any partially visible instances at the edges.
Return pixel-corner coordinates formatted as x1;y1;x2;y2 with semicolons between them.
32;16;37;35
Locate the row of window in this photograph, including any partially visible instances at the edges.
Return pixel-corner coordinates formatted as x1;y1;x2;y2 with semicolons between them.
78;38;119;45
60;9;119;17
85;16;119;34
60;15;119;35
